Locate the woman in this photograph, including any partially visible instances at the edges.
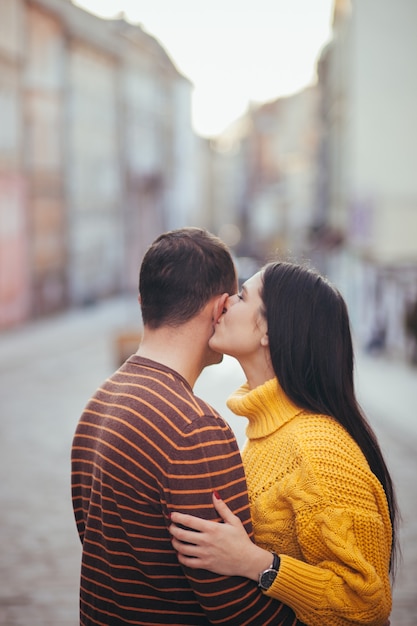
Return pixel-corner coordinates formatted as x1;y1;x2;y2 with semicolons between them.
170;261;398;626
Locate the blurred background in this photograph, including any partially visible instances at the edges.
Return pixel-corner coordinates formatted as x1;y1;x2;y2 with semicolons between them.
0;0;416;624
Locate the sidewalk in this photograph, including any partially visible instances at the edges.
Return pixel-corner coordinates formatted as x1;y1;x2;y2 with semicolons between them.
350;351;417;624
0;298;138;626
355;350;417;449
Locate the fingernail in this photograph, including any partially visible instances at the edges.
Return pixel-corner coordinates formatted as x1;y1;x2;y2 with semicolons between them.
213;490;221;500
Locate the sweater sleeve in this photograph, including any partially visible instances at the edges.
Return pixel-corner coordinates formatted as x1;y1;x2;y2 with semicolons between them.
262;443;393;626
268;505;391;626
165;413;299;626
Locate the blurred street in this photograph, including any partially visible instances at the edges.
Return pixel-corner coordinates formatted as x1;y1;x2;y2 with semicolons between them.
0;296;416;625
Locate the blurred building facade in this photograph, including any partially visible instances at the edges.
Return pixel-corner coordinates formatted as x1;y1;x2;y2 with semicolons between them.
1;0;417;364
0;0;29;328
203;0;417;361
243;88;320;259
0;0;196;328
205;87;320;262
313;0;417;359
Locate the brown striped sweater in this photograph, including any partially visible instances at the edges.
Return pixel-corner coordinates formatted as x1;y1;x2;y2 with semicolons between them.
71;356;300;626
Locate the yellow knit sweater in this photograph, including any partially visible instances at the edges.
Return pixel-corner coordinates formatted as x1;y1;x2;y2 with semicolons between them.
227;378;392;626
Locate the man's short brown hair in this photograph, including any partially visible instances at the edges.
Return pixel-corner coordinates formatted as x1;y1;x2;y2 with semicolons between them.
139;227;237;329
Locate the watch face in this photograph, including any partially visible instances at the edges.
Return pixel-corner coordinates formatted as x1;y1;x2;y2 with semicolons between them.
259;568;278;589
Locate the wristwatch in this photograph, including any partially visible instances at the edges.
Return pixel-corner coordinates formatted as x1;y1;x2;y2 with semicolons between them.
258;553;281;590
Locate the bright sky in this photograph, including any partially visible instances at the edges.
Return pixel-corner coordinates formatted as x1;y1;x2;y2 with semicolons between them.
74;0;335;137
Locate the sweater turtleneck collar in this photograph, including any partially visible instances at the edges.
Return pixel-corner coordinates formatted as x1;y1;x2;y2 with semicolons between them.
226;377;305;440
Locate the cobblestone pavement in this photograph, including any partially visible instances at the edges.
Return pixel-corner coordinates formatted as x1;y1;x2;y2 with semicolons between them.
0;297;416;625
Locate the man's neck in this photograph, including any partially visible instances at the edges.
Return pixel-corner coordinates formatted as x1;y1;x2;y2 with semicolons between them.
136;323;209;388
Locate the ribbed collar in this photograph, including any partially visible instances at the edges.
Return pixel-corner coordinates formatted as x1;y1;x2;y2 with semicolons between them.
226;377;305;440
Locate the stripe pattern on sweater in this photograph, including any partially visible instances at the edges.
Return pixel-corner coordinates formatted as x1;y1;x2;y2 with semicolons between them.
71;356;299;625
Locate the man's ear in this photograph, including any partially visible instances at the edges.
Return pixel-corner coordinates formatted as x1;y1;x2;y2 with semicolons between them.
213;293;229;324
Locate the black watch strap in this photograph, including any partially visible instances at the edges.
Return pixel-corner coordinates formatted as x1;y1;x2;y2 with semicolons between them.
258;553;281;590
271;553;280;571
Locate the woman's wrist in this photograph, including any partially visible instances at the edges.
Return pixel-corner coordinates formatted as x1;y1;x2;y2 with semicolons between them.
244;545;276;582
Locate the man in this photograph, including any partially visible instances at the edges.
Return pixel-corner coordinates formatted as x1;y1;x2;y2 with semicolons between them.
71;227;299;625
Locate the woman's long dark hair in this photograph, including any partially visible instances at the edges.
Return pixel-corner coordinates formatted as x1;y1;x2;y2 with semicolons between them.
261;261;399;576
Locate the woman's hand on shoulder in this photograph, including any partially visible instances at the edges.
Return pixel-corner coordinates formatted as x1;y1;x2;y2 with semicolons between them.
169;492;271;580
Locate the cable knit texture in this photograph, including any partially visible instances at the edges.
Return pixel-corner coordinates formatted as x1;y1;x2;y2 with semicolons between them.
227;378;392;626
